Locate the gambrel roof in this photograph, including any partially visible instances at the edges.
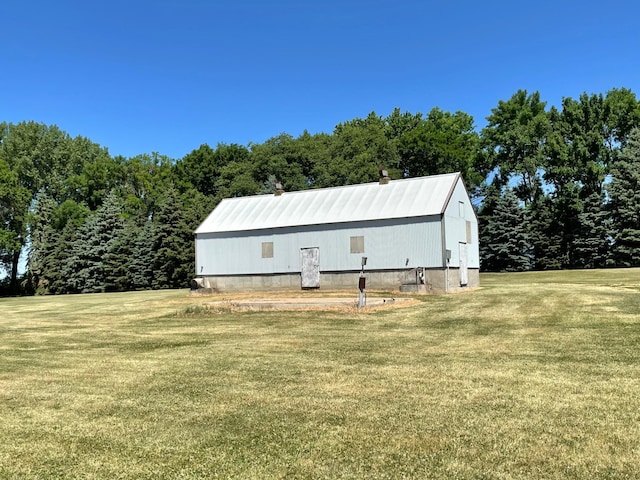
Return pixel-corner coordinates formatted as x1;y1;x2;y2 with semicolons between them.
195;172;463;234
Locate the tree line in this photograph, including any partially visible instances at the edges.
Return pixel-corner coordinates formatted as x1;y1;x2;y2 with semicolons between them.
1;87;640;295
479;89;640;271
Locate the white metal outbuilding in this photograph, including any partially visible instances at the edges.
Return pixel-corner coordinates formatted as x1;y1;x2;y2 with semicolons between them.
194;172;479;293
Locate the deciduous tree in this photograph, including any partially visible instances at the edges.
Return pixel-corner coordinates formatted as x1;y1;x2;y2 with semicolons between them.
0;122;70;292
398;107;481;188
482;90;549;205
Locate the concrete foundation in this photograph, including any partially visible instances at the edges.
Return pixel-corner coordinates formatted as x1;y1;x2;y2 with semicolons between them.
195;268;479;294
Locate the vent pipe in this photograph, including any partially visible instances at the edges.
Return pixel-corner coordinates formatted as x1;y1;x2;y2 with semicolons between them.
379;169;390;185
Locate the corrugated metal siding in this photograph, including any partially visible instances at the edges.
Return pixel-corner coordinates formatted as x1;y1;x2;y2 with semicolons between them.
443;180;480;268
195;173;459;234
196;217;443;275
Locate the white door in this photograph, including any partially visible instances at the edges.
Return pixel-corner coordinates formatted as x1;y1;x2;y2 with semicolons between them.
300;247;320;289
459;242;468;286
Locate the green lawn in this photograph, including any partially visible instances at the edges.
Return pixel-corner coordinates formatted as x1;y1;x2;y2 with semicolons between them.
1;270;639;479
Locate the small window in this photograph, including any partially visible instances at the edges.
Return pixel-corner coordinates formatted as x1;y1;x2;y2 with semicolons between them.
459;201;465;217
262;242;274;258
466;221;472;244
350;236;364;254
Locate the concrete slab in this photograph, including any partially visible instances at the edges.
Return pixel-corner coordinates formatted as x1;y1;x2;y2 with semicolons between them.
206;296;412;310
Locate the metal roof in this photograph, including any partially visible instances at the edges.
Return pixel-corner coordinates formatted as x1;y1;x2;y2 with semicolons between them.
195;172;462;234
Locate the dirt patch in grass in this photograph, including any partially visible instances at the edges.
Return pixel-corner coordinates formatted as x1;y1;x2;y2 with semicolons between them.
203;294;416;311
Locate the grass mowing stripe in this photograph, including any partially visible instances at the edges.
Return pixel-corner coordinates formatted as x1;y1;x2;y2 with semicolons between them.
1;271;639;478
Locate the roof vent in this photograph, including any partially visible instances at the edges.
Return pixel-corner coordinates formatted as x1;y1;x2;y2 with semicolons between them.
379;169;390;185
274;182;284;196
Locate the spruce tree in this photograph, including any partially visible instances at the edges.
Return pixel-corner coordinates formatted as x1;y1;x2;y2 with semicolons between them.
553;185;583;268
49;222;77;294
608;128;640;266
47;201;90;294
528;195;564;270
573;192;611;268
66;191;125;293
128;220;155;290
179;189;215;282
103;221;136;292
152;186;186;289
479;189;532;272
65;213;99;293
26;193;56;294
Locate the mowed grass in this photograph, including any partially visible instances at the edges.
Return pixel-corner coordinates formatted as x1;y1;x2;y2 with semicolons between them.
1;270;639;479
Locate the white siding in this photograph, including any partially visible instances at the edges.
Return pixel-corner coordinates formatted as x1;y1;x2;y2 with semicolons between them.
443;180;480;268
196;217;443;275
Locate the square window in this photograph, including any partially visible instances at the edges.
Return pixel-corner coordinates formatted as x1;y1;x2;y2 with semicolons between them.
262;242;274;258
350;236;364;254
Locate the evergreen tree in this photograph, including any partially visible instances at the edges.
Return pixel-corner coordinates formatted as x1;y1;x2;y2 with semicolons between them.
608;128;640;266
65;213;98;293
479;189;532;272
179;189;215;281
103;221;137;292
553;184;583;268
152;187;188;289
573;192;611;268
48;221;77;294
528;195;564;270
26;193;56;293
44;200;90;294
128;220;155;290
66;191;125;293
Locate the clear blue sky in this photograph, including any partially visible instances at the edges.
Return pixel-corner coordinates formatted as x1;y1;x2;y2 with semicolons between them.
3;0;640;160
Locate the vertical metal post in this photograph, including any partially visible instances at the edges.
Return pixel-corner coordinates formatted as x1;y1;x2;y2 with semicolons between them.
358;257;367;308
446;263;449;293
445;249;451;293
